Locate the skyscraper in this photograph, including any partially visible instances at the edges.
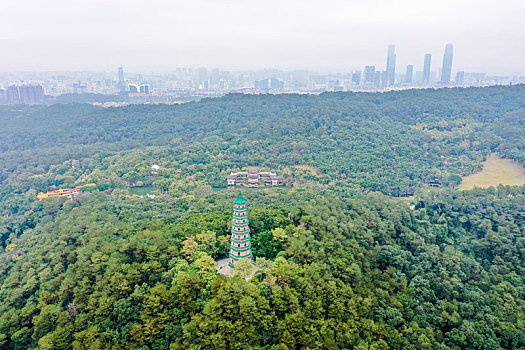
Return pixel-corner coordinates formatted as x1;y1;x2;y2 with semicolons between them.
270;78;284;90
259;78;269;91
365;66;375;83
7;85;43;104
118;66;125;93
386;45;396;86
380;71;388;89
6;86;20;104
423;54;431;84
441;44;453;85
374;70;382;87
351;71;361;85
456;71;465;86
405;65;414;83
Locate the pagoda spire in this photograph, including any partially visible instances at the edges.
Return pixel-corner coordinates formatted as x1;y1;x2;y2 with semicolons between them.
229;192;253;268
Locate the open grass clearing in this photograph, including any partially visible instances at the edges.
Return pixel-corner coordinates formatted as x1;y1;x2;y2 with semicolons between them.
459;153;525;190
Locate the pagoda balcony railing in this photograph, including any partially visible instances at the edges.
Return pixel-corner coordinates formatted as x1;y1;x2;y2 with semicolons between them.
230;244;252;251
229;252;253;260
232;221;249;227
231;228;250;234
232;225;249;230
230;236;251;243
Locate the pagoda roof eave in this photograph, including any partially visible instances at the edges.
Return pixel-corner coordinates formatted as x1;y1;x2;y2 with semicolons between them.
234;192;247;204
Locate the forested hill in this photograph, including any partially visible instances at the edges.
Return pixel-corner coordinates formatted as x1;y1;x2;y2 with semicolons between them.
0;86;524;349
1;85;525;196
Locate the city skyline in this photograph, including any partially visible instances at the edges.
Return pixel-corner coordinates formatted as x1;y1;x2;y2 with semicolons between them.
2;54;521;106
0;42;521;77
1;0;524;75
0;43;506;79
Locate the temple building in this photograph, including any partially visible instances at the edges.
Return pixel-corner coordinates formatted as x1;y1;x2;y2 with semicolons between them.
36;183;96;201
229;192;253;268
227;168;283;187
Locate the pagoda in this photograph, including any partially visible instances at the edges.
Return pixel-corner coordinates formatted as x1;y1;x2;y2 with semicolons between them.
229;192;253;268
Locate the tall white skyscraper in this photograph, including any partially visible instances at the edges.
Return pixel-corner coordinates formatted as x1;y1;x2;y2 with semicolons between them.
441;44;454;85
386;45;396;86
423;54;432;84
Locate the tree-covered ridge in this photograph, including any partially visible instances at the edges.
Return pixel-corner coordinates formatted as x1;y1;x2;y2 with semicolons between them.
1;85;524;196
0;187;523;349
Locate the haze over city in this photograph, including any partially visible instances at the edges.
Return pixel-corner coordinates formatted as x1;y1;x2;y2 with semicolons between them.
1;0;524;74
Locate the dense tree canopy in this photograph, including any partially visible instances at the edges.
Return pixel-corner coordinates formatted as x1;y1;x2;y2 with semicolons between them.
0;86;524;349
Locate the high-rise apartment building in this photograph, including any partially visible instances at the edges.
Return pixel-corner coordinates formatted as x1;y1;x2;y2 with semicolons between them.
351;71;361;85
456;71;465;86
405;65;414;83
423;54;431;84
380;71;388;89
270;78;284;90
259;79;269;90
386;45;396;86
6;86;20;104
365;66;376;83
6;85;44;104
118;66;125;93
374;71;382;88
441;44;453;85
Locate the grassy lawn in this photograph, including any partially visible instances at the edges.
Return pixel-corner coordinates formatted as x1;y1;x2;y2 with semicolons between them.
459;153;525;190
129;186;155;196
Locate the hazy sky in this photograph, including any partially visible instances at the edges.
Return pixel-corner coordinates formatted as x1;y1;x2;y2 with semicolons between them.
1;0;524;74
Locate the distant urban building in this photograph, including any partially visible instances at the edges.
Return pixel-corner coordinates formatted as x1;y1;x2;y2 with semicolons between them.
128;83;150;94
405;65;414;83
374;71;382;88
6;86;20;104
380;70;388;89
441;44;454;85
198;68;208;83
415;71;423;83
6;85;44;104
351;71;361;85
254;78;283;91
456;71;465;85
327;79;338;91
118;66;126;93
73;83;87;94
270;78;284;90
21;85;44;103
470;72;486;84
259;79;270;91
365;66;376;83
423;54;432;84
386;45;396;86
